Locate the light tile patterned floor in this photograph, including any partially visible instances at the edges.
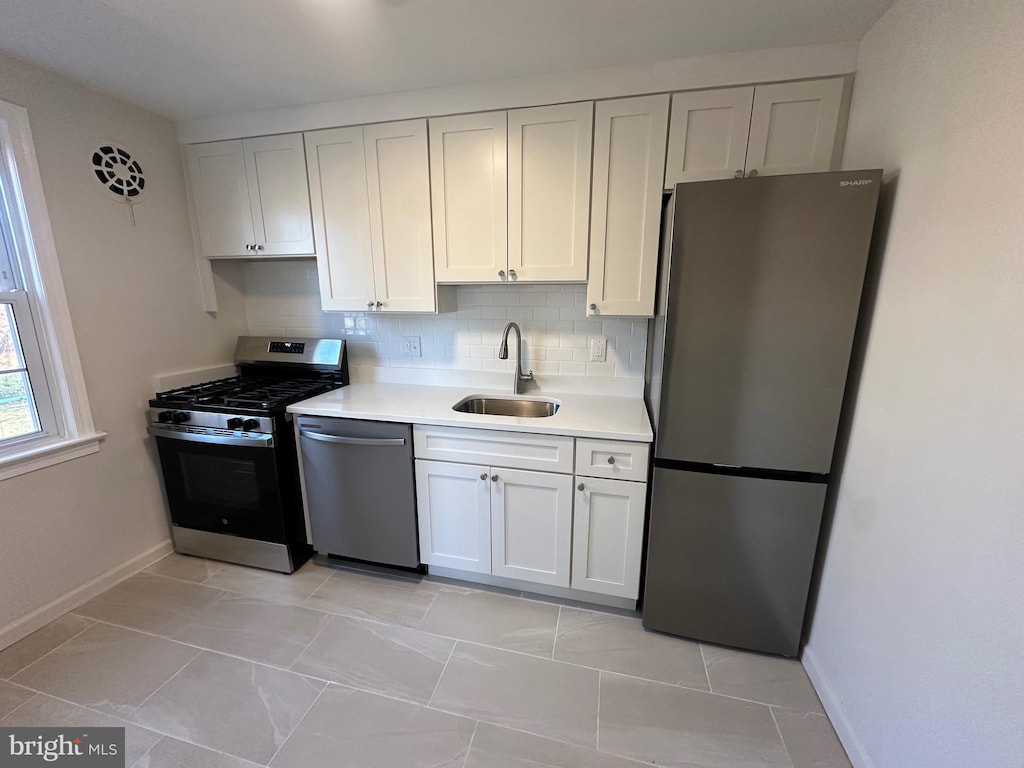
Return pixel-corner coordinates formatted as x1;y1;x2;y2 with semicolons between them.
0;555;853;768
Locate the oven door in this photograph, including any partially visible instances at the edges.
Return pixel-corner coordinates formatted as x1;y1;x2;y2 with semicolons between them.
153;433;287;543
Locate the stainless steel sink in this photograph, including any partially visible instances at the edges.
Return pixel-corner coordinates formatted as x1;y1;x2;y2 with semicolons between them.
452;395;560;418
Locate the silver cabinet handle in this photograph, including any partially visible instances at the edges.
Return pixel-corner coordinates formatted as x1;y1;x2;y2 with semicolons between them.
508;269;517;280
607;456;616;465
577;482;585;491
375;301;383;309
300;430;406;447
589;303;597;312
734;169;744;179
748;169;759;178
490;474;499;482
498;270;506;281
245;244;252;251
480;472;488;481
253;244;264;252
366;301;374;309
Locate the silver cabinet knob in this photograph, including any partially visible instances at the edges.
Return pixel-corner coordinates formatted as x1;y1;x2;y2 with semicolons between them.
589;303;597;312
734;169;744;179
498;270;506;281
244;244;252;251
509;269;517;280
490;474;499;482
375;301;383;309
253;244;264;252
748;169;759;178
607;456;616;465
366;301;374;309
577;483;585;491
480;473;488;481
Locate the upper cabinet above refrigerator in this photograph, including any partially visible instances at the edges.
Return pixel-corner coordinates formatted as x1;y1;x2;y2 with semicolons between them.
664;77;848;189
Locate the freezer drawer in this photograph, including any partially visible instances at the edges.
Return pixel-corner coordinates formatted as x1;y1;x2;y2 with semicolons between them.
642;466;827;656
297;416;420;569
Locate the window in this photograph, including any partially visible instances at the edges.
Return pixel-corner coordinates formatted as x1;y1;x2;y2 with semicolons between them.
0;98;102;479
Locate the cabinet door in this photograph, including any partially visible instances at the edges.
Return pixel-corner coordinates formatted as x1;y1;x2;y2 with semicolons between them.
664;87;754;188
587;95;669;317
415;460;491;573
491;467;573;587
429;112;508;283
183;140;254;258
508;103;593;282
572;477;647;599
745;78;844;177
364;120;437;312
241;134;315;255
304;128;376;311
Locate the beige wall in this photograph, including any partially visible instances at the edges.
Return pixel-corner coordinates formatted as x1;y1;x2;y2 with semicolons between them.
0;52;248;632
804;1;1024;766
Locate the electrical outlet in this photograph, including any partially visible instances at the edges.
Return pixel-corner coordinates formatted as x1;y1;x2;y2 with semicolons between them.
401;336;421;357
590;337;607;363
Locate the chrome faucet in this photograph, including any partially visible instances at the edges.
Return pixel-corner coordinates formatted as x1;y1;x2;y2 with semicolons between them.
498;322;534;395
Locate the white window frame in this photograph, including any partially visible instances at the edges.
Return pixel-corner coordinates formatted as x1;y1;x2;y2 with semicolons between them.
0;98;104;480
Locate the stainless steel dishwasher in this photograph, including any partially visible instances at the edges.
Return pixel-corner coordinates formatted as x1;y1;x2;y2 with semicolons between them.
296;416;420;569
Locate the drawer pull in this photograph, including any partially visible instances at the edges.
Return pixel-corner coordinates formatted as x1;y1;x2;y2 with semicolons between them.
480;473;488;481
577;483;585;491
607;456;616;465
491;474;499;482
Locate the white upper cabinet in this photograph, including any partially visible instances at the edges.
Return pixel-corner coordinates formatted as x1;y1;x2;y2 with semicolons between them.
305;119;438;313
364;120;437;312
745;78;845;177
665;78;846;186
587;95;669;317
664;87;754;188
184;141;254;258
508;103;593;282
304;127;375;311
242;134;316;255
185;135;314;258
429;112;508;282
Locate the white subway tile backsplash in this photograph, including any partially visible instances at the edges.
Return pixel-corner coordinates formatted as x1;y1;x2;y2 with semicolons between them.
239;262;648;380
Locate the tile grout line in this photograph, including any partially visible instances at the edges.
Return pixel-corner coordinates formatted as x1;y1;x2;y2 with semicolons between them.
122;645;204;720
125;735;160;768
769;705;797;768
426;642;457;708
0;616;97;682
459;720;480;768
285;613;336;672
1;684;269;767
265;681;330;767
550;605;561;660
699;643;713;693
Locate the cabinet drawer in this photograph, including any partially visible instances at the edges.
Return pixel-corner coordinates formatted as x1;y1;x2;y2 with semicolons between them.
575;439;649;481
414;426;573;474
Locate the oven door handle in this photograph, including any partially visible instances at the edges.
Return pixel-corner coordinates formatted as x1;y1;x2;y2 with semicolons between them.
299;430;406;447
147;427;276;449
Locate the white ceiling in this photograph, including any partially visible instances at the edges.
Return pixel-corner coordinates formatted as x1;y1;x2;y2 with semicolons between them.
0;0;893;121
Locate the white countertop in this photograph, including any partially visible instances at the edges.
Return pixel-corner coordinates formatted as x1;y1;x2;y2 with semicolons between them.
287;382;653;442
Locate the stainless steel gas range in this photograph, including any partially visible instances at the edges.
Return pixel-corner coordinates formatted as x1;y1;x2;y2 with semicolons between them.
147;336;348;573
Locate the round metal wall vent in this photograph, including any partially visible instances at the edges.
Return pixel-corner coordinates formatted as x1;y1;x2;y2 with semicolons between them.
91;145;146;201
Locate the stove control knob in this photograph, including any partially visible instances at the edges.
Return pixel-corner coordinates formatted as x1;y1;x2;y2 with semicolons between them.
226;417;244;430
170;411;190;424
157;410;174;423
242;418;260;432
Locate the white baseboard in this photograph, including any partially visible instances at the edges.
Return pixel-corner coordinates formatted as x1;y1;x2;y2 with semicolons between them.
0;539;174;651
802;645;875;768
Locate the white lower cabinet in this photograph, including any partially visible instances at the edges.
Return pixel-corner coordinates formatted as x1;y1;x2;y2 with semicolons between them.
413;427;650;601
571;477;647;599
415;460;491;573
490;467;573;588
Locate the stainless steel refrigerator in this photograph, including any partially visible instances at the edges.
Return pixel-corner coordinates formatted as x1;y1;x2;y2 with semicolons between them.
643;170;882;657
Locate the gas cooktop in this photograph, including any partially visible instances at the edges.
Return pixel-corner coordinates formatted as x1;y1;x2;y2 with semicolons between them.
151;375;340;414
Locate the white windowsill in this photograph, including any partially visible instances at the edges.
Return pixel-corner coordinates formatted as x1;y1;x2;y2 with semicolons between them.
0;432;106;482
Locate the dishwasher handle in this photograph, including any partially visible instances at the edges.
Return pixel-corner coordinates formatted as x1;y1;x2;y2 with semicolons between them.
299;430;406;447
